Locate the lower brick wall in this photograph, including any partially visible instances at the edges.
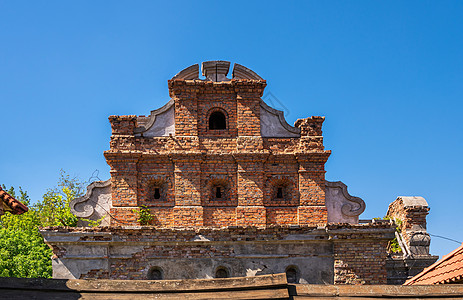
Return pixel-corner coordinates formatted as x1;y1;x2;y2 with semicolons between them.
203;207;237;226
111;206;327;227
172;206;204;227
266;207;298;225
298;206;328;226
110;207;138;225
149;207;174;226
41;224;394;284
236;206;266;226
333;241;389;284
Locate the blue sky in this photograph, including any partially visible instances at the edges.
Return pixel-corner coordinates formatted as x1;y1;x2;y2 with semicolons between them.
1;1;462;258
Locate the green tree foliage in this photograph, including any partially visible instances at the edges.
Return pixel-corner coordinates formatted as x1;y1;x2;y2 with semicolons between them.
375;216;403;254
0;171;84;278
0;187;52;278
35;171;83;227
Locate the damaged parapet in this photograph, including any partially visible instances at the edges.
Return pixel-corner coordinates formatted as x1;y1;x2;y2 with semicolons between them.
385;196;439;284
40;224;395;282
387;197;432;256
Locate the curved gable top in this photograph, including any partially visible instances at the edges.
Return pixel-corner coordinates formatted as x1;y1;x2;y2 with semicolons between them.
325;181;366;224
171;64;199;80
260;100;301;138
134;99;175;137
170;61;264;81
232;63;263;80
70;179;111;226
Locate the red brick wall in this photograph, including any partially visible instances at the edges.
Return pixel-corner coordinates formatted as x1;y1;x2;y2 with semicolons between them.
331;224;391;284
334;241;389;284
105;79;331;227
386;197;430;247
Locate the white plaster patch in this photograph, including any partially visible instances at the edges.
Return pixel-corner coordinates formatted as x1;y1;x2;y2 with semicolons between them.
246;268;263;277
260;101;300;138
143;104;175;137
192;235;210;242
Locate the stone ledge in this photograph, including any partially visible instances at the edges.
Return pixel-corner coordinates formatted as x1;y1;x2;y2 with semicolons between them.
0;273;286;292
294;283;463;297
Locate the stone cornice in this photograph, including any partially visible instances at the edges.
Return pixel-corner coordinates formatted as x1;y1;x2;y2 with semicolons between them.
296;151;331;163
103;150;142;161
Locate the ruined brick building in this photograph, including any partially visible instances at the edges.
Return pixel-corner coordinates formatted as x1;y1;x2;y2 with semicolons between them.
41;61;437;284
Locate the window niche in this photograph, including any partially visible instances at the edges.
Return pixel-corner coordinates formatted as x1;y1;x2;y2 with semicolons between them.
208;109;227;130
210;178;229;201
215;186;223;199
147;178;167;202
285;266;299;283
147;266;164;280
268;176;294;204
272;182;290;201
215;266;230;278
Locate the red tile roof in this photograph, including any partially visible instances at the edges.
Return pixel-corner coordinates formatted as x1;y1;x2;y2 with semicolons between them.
405;243;463;285
0;186;28;215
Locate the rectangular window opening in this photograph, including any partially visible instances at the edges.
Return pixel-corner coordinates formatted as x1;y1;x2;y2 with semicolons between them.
154;188;161;199
216;187;222;199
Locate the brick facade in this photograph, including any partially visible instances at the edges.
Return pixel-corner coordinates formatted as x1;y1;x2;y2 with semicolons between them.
58;61;436;284
105;66;330;227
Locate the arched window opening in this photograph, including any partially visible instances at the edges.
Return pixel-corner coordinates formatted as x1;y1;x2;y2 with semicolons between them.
148;179;166;202
216;187;222;199
277;187;283;199
209;111;226;130
147;267;163;280
215;267;229;278
154;188;161;199
285;266;298;284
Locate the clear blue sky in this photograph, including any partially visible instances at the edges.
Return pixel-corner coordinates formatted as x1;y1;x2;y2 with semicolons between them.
1;1;462;258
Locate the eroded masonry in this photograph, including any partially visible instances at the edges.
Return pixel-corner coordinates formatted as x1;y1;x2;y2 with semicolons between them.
41;61;438;284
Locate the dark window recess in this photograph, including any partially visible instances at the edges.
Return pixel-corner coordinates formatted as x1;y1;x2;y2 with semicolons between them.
148;267;163;280
154;188;161;199
216;187;222;198
215;267;229;278
209;111;226;130
277;187;283;199
286;267;298;283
